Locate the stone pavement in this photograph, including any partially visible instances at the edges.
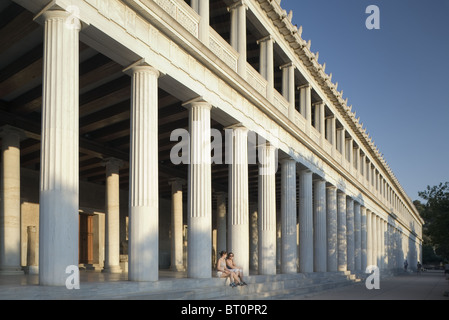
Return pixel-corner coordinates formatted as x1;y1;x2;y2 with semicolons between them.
284;270;449;300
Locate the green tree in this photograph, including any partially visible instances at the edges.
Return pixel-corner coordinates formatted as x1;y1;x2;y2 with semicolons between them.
416;182;449;263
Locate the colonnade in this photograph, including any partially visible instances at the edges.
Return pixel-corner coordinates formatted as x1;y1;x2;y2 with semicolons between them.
0;3;420;287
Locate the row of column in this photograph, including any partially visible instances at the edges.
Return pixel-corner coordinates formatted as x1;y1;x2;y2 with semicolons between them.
0;7;413;285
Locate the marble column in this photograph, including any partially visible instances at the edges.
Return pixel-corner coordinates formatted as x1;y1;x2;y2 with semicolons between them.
354;202;361;271
128;64;160;282
299;169;313;273
191;0;209;44
258;35;275;102
299;84;312;131
103;158;123;274
228;126;249;275
280;158;297;274
39;10;80;286
0;126;24;274
229;1;247;76
372;214;378;267
185;99;212;279
346;198;355;272
281;63;296;119
366;210;372;267
216;192;227;254
361;206;367;271
169;178;185;272
258;142;277;275
26;226;38;274
337;191;347;272
326;185;338;272
313;178;327;272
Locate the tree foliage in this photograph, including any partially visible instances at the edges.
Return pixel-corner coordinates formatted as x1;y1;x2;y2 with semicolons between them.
416;182;449;263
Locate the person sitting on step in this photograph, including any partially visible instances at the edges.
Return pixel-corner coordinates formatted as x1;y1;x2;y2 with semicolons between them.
217;250;241;288
226;252;247;286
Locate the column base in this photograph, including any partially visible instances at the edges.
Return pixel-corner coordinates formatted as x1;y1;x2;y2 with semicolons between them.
102;265;123;274
0;266;24;275
24;266;39;275
170;265;186;272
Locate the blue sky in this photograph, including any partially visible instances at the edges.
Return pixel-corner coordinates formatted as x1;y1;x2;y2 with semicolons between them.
280;0;449;201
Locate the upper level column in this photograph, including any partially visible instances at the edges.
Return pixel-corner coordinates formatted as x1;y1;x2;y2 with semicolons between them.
184;98;213;279
38;9;81;286
229;0;248;76
280;62;296;119
127;64;161;282
299;84;312;134
191;0;209;44
0;126;25;275
258;35;275;103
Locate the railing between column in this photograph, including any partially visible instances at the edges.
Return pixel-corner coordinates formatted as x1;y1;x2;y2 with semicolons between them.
153;0;200;38
246;63;268;98
273;90;289;117
209;28;239;73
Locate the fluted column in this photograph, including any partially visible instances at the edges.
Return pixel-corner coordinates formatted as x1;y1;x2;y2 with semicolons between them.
280;158;297;274
228;126;249;274
0;126;24;274
337;191;347;271
299;169;313;273
38;10;80;286
128;64;160;282
229;1;247;76
372;214;378;267
366;210;372;267
216;192;227;254
346;197;355;271
258;142;277;275
313;178;327;272
326;185;338;272
191;0;209;43
361;206;367;270
354;202;361;271
299;84;312;132
258;35;274;102
280;63;296;119
185;99;212;279
103;158;123;274
169;178;185;271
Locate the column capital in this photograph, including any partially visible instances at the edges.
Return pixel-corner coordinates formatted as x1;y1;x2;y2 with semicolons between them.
0;125;26;141
298;168;313;175
34;6;89;30
227;0;249;12
279;62;295;70
279;156;296;164
257;35;275;45
123;59;161;78
182;97;212;110
102;157;124;169
326;184;337;190
224;123;248;132
168;177;186;188
297;83;311;90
